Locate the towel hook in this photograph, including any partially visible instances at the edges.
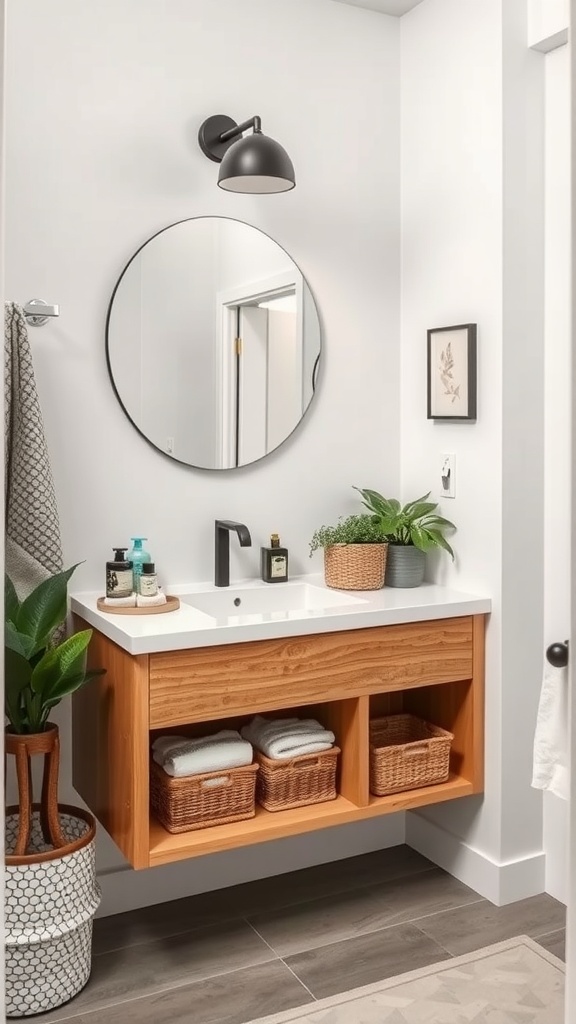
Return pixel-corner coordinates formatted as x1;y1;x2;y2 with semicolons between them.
23;299;60;327
546;640;569;668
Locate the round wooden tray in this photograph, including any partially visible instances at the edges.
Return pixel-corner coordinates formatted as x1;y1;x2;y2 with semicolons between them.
96;595;180;615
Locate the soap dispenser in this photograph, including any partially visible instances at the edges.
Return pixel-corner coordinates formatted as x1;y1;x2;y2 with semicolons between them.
129;537;151;586
261;534;289;583
106;548;134;598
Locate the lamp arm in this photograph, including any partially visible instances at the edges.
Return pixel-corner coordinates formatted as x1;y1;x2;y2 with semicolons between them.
219;115;261;143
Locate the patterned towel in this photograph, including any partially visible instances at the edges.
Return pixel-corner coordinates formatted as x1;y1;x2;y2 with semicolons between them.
4;303;63;597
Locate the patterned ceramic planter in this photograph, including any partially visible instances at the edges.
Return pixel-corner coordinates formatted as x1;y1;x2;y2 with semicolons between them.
5;805;101;1018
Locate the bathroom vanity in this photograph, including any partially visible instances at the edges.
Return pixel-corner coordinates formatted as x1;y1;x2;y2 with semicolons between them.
71;578;490;870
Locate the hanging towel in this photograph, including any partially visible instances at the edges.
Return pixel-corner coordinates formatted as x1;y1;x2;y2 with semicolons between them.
4;303;63;597
532;659;569;801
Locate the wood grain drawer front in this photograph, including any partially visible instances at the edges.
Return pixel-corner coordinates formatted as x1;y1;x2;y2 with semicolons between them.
149;617;474;728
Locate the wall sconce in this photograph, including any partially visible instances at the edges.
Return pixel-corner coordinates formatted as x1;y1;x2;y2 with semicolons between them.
198;114;295;194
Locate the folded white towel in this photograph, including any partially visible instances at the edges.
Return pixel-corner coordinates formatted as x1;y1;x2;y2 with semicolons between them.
532;660;569;801
152;735;189;761
136;592;167;607
152;729;253;777
103;594;137;607
241;716;317;745
264;736;335;760
152;729;239;762
239;716;297;741
241;715;335;760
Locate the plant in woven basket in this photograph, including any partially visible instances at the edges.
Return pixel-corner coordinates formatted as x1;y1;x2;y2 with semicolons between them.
5;563;104;734
309;514;386;554
310;514;388;591
354;488;456;558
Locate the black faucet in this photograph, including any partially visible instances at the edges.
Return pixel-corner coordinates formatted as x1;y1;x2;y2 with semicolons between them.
214;520;252;587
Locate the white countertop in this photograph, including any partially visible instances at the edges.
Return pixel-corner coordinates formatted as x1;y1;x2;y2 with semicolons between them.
70;575;491;656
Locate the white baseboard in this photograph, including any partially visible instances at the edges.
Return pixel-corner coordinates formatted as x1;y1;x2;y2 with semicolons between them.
405;814;546;906
96;815;406;918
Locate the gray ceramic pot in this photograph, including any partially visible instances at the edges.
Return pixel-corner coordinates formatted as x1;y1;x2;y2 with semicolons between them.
384;545;426;588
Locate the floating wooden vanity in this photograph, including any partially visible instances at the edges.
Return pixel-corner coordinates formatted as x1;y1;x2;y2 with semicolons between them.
72;604;486;870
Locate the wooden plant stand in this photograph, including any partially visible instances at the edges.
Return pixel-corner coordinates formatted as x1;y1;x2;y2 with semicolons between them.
5;723;67;856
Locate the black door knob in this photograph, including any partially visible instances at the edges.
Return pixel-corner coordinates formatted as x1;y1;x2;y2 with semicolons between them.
546;641;569;668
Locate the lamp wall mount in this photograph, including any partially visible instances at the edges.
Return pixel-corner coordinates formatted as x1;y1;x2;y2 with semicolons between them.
198;114;261;163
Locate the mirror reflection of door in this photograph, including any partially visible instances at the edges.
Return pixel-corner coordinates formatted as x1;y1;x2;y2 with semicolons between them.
231;292;300;467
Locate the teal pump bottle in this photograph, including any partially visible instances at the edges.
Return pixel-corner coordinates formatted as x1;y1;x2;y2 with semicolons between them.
129;537;151;584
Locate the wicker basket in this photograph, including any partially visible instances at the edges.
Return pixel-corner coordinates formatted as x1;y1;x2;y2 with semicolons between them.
369;715;453;796
324;544;387;590
255;747;340;811
150;760;258;833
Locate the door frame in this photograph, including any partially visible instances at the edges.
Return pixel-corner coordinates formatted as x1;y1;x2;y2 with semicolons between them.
215;269;304;468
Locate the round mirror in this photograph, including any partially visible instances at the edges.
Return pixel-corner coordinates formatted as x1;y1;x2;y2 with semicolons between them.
106;217;321;469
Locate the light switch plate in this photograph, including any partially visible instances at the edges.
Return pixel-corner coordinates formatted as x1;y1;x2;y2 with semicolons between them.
440;453;455;498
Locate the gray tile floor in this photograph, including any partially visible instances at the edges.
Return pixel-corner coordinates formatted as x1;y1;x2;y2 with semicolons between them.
29;845;565;1024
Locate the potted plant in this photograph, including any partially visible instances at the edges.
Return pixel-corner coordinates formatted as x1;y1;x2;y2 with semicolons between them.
4;564;104;1018
309;513;389;590
355;488;456;588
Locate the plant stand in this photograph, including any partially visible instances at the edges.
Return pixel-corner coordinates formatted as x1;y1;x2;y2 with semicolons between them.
5;723;67;856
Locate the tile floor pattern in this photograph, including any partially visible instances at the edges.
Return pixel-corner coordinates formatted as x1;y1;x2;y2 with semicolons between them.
246;937;565;1024
17;846;565;1024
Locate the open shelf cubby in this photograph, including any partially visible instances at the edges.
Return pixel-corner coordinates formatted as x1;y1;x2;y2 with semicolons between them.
73;613;485;868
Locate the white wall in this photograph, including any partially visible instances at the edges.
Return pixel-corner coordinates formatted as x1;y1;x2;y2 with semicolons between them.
543;42;570;904
4;0;402;911
401;0;547;904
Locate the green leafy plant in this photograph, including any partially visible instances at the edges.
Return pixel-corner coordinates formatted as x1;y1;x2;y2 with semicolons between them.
310;514;387;555
355;488;456;559
5;564;104;734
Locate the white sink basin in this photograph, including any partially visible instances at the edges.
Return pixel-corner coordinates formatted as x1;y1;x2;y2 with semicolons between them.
180;582;367;622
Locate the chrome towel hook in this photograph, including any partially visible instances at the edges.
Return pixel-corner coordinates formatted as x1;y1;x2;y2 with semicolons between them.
23;299;60;327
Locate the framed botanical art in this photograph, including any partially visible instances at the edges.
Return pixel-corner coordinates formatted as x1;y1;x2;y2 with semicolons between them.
427;323;477;421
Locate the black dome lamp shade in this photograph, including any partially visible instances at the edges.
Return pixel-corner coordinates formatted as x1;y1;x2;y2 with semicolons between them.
198;114;295;194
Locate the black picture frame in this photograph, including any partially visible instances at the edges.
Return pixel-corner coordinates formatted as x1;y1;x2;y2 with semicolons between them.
427;323;477;421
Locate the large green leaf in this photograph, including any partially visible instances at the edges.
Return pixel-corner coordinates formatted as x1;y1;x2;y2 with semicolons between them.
421;514;456;531
40;669;103;712
5;575;21;624
402;493;432;515
426;529;455;559
4;648;32;732
30;629;93;699
354;488;400;516
410;524;433;551
377;513;401;532
404;501;438;522
15;564;80;649
5;622;36;659
42;667;103;704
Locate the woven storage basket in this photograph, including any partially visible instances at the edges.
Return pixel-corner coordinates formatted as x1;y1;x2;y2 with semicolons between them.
255;747;340;811
369;715;453;797
150;760;258;833
324;544;387;591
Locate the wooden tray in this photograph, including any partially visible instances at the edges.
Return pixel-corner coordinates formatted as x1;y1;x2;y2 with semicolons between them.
96;595;180;615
